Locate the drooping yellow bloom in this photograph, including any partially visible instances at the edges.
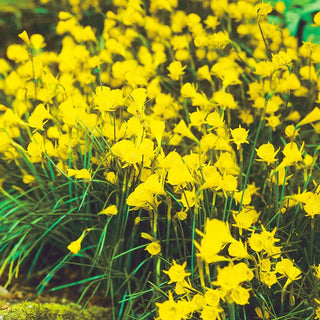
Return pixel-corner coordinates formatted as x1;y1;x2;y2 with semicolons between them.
127;88;147;116
27;103;53;131
93;86;123;112
126;174;164;210
98;205;118;216
111;140;142;165
280;141;303;167
27;132;55;163
67;168;92;180
228;240;249;259
201;165;222;190
180;82;197;98
173;119;199;143
297;107;320;127
275;258;301;291
180;189;196;208
18;30;31;46
149;118;165;147
126;183;154;209
67;230;87;255
194;218;235;264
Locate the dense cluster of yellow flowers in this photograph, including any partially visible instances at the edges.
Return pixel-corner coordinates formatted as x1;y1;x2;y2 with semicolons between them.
1;0;320;318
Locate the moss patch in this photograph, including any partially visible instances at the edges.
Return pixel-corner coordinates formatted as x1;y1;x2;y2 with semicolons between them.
0;301;113;320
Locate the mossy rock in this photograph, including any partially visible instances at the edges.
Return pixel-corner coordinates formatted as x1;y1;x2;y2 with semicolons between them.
0;301;113;320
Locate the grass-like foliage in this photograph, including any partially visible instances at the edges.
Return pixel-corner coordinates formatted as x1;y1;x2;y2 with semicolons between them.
1;0;320;319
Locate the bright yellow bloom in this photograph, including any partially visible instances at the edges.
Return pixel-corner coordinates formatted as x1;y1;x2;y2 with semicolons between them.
259;271;277;288
291;191;320;218
145;174;166;195
210;31;230;49
256;142;279;165
215;152;240;176
229;286;250;305
27;132;55;163
167;61;186;80
30;34;46;51
7;44;29;62
167;164;194;186
0;58;11;74
257;1;273;16
212;262;253;305
145;241;161;256
163;260;191;284
265;114;281;131
22;174;36;184
284;124;299;139
180;189;196;208
200;305;223;320
204;289;221;307
213;91;237;110
314;264;320;279
233;206;260;235
315;306;320;320
220;174;238;194
313;11;320;26
230;125;249;150
155;291;189;320
201;165;222;190
206;111;225;128
111;140;142;165
249;226;281;256
175;210;187;221
228;240;249;259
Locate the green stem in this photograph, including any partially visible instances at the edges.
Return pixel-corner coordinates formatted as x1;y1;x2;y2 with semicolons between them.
238;92;272;212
